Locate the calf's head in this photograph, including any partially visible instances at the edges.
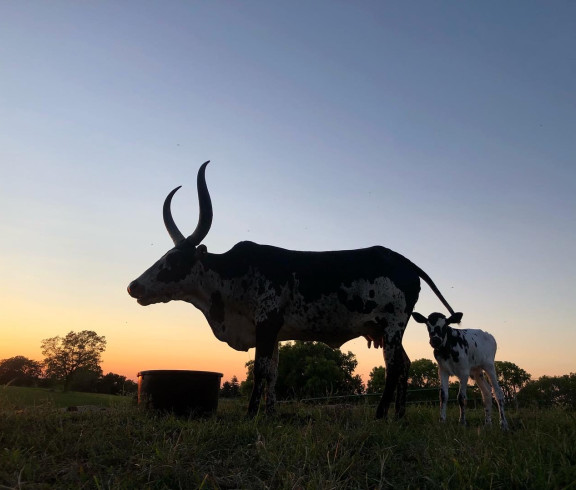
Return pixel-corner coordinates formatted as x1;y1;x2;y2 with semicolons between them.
412;311;463;348
127;161;212;306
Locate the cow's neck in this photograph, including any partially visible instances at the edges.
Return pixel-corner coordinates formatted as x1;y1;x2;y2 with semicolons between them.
178;261;223;314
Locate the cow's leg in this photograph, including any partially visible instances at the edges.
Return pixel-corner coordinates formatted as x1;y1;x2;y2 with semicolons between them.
375;318;410;420
394;346;411;419
264;342;279;414
457;374;469;426
247;312;282;417
472;368;493;426
484;364;509;430
375;350;399;419
248;339;278;417
376;337;406;419
439;369;450;422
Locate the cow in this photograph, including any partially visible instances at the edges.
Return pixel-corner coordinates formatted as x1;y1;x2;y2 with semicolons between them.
128;161;461;419
412;311;509;430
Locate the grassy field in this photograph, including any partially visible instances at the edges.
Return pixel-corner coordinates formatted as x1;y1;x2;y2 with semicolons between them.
0;387;575;489
0;385;132;410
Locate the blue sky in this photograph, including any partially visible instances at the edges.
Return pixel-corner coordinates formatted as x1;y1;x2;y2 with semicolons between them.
1;2;575;382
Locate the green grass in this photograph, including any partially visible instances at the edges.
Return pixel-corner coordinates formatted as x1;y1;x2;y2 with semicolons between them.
0;385;132;410
0;388;575;489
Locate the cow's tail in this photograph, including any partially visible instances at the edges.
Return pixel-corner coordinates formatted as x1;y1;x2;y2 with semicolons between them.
413;263;456;316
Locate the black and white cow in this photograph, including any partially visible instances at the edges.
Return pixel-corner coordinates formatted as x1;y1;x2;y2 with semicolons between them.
128;161;461;419
412;312;508;429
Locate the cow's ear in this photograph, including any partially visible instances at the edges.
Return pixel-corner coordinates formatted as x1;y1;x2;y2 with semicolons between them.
447;312;463;325
196;244;208;258
412;312;428;324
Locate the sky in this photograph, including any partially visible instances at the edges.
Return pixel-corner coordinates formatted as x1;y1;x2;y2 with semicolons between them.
1;1;575;385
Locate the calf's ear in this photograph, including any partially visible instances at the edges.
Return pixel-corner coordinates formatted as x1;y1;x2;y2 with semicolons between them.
447;312;463;325
412;312;428;324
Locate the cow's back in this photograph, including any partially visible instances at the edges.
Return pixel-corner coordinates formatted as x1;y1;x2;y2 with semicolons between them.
208;242;421;348
213;241;421;300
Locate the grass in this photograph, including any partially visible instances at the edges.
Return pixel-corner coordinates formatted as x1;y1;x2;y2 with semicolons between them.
0;385;132;410
0;387;575;489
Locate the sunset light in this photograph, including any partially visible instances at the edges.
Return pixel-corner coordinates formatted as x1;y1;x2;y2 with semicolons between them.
1;2;574;391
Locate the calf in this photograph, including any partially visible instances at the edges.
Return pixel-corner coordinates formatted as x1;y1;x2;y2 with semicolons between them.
412;312;508;430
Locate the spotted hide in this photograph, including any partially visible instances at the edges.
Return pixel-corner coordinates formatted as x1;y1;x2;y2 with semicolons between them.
128;162;461;419
412;312;508;429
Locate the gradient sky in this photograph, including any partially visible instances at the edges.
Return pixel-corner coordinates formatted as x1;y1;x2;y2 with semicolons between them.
2;2;575;384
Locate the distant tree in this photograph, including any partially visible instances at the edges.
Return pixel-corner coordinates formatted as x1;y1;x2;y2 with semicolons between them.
241;342;364;400
221;375;241;398
41;330;107;391
68;366;103;392
240;361;254;397
98;372;137;395
518;373;576;410
408;358;439;389
0;356;43;386
366;360;439;396
494;361;531;407
366;366;386;394
275;342;364;399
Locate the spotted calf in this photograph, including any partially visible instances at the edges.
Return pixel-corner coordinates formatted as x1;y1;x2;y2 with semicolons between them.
412;312;508;430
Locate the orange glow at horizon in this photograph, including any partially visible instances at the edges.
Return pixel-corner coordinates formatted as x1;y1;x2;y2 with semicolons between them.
1;281;571;386
2;298;569;387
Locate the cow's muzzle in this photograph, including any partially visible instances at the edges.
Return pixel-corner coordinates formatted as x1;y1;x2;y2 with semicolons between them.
127;280;145;299
430;337;443;349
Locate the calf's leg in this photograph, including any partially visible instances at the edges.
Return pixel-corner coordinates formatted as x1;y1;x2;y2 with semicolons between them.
484;364;509;430
457;375;469;425
439;370;450;422
472;368;493;425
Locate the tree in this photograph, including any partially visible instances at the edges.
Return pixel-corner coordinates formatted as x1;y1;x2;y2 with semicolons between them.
68;366;103;392
408;358;439;389
41;330;107;391
366;366;386;394
518;373;576;410
241;342;364;400
221;375;241;398
98;372;137;395
276;342;364;399
367;359;439;395
0;356;43;386
494;361;531;407
240;361;255;397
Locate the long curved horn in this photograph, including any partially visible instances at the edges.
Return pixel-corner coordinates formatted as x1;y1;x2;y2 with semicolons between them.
163;186;186;245
186;160;213;246
162;161;212;247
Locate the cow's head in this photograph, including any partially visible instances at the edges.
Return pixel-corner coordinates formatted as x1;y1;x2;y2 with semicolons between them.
127;161;212;306
412;311;463;348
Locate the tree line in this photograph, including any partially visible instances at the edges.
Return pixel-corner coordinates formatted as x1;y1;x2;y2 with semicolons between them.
221;341;576;410
4;333;573;409
0;330;136;395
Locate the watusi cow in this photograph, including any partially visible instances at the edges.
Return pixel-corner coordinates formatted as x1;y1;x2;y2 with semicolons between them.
128;161;461;418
